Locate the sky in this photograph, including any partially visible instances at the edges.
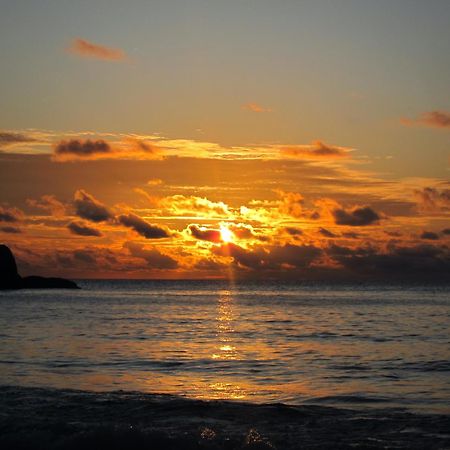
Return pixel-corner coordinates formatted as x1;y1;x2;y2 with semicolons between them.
0;0;449;280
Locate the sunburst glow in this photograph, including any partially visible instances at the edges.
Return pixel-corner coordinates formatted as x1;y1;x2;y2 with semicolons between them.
220;225;234;243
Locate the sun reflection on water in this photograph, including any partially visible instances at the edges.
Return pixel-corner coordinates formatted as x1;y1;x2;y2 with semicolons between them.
209;288;247;399
212;289;237;360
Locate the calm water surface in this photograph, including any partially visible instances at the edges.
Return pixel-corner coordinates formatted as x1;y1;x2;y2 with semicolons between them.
0;280;449;412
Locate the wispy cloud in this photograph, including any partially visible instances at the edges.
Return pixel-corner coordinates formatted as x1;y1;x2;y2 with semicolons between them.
242;103;272;113
279;141;351;159
68;38;126;62
401;110;450;129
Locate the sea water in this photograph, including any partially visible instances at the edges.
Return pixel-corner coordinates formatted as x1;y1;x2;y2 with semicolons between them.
0;280;449;412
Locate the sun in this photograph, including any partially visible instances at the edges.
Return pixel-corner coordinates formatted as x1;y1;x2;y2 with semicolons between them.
220;224;234;243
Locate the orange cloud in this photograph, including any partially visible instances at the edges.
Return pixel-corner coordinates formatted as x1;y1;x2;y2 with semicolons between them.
242;103;272;113
279;141;351;159
68;38;126;61
160;195;231;217
27;194;66;217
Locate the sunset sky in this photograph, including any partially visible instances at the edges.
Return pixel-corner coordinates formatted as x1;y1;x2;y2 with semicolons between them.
1;0;449;280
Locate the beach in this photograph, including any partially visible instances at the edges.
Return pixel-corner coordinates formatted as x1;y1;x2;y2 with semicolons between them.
1;385;450;449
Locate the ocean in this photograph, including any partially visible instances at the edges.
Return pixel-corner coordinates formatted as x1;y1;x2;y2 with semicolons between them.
1;280;449;414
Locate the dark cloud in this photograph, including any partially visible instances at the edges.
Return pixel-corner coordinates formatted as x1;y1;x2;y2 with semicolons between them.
268;244;323;268
188;224;222;242
0;226;21;234
125;242;178;269
69;38;126;61
420;231;440;240
0;206;23;223
318;227;337;238
442;228;450;235
329;243;450;280
118;213;170;239
284;227;303;236
213;242;322;271
342;231;359;239
73;250;95;264
73;189;113;223
333;206;380;226
214;243;266;269
54;139;112;160
402;110;450;129
414;187;450;213
67;221;102;237
194;258;227;271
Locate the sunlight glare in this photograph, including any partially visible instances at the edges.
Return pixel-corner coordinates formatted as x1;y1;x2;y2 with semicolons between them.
220;224;234;243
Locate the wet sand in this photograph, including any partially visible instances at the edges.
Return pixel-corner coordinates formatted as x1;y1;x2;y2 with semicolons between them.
1;386;449;449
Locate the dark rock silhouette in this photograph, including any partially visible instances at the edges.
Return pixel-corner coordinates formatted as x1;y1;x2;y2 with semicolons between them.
0;244;79;290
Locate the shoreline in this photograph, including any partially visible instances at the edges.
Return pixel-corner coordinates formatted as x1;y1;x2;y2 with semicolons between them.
1;385;449;449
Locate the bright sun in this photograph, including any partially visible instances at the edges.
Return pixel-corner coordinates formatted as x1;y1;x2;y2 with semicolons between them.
220;224;234;243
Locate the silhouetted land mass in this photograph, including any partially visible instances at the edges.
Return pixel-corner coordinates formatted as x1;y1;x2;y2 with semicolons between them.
0;244;79;290
0;386;449;450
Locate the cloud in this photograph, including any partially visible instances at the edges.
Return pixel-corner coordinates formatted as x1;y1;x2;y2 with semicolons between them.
402;110;450;129
280;140;350;159
228;223;257;239
73;189;113;222
268;243;323;268
414;187;450;213
0;131;38;147
124;241;178;269
333;206;380;226
68;221;103;237
213;242;322;271
53;139;113;161
73;249;96;264
161;195;230;217
117;213;171;239
277;191;304;218
0;206;23;223
68;38;126;61
242;103;272;113
420;231;439;240
442;228;450;235
318;227;337;238
52;138;163;162
27;194;66;216
147;178;163;186
188;224;222;242
284;227;303;236
0;226;21;234
329;243;450;279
